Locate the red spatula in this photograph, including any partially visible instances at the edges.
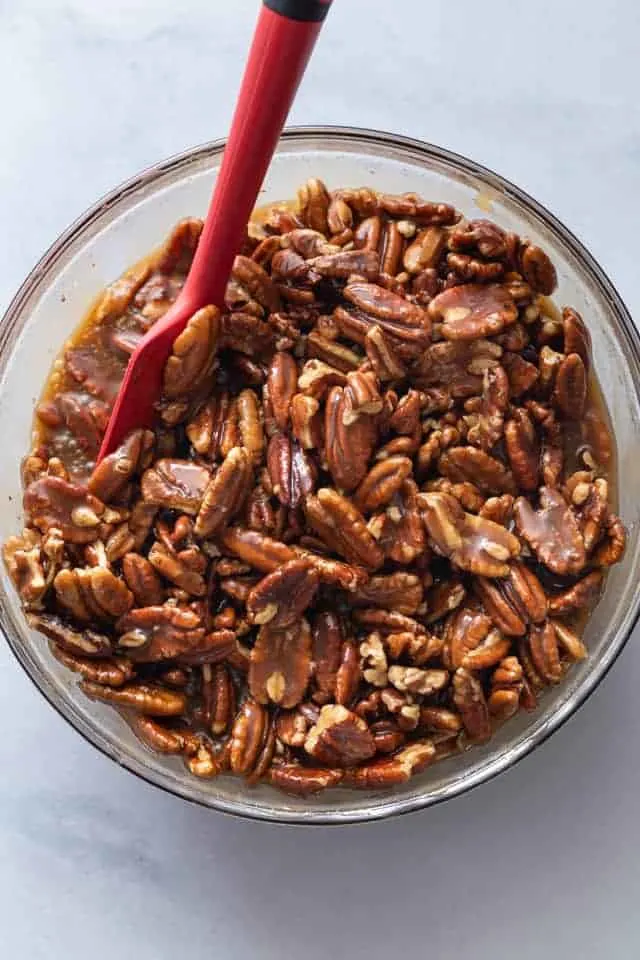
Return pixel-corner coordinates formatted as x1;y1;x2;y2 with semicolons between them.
98;0;333;461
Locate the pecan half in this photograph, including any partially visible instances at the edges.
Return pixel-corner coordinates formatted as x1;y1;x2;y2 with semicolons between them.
249;618;312;708
163;305;219;399
324;384;377;492
81;681;187;716
141;459;210;514
353;456;413;513
452;667;491;742
24;476;105;543
429;284;517;340
54;566;133;622
266;433;317;508
269;764;344;796
194;447;253;537
304;488;384;570
88;429;154;502
305;705;376;766
514;487;586;575
246;558;319;628
420;491;520;577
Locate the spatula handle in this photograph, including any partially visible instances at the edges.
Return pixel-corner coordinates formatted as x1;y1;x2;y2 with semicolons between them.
181;0;333;310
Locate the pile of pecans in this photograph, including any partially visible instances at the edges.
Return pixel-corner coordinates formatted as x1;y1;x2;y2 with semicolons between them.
3;179;626;796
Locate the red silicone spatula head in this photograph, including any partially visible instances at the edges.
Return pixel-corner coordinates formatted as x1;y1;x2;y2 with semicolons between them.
98;0;333;461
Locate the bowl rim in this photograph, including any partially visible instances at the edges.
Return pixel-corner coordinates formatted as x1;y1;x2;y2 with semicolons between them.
2;124;639;825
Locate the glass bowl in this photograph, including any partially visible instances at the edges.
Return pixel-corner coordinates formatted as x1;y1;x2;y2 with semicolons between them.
1;126;639;825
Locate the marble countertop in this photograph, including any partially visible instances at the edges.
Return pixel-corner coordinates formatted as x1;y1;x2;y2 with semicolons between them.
1;1;639;956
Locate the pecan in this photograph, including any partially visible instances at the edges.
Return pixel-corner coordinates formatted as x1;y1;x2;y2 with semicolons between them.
269;764;343;796
359;632;389;687
298;358;347;398
122;553;165;607
353;456;413;513
81;681;187;716
24;476;105;543
51;646;134;687
128;715;199;755
232;255;280;313
548;571;603;615
185;740;220;779
514;487;586;575
388;390;422;435
488;656;524;723
370;721;406;754
309;249;379;280
201;663;235;734
364;326;407;380
353;572;423;616
478;494;514;525
429;284;517;340
553;353;587;420
475;561;547;635
591;512;626;567
163;306;219;399
443;606;510;670
502;351;539;397
115;605;206;660
403;226;445;273
266;351;297;430
297;177;330;233
249;618;312;708
276;706;315;748
370;480;426;565
304;488;383;570
452;667;491;742
424;578;466;624
551;618;587;662
420;491;520;577
305;705;376;766
148;541;206;596
266;433;317;508
307;331;361;372
562;307;591;368
28;612;112;658
194;447;253;537
88;429;154;503
290;394;322;449
438;446;515;495
419;706;463;734
141;459;210;514
518;242;557;295
219;527;295;572
54;566;133;621
3;530;49;607
229;699;272;777
324;384;377;492
387;665;448;696
527;621;562;684
310;611;344;704
581;407;613;468
246;558;319;628
335;640;361;706
346;741;435;788
344;281;431;339
466;366;509;450
504;408;539;491
237;389;265;461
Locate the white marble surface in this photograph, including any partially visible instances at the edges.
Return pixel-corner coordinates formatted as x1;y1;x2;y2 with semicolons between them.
1;1;639;956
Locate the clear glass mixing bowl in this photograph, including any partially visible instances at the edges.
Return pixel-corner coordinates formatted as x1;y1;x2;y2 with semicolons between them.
1;127;639;824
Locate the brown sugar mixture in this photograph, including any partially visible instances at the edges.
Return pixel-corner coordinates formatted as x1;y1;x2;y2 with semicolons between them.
3;179;626;795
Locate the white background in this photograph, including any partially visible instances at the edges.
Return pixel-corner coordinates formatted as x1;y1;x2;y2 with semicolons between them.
1;1;639;956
